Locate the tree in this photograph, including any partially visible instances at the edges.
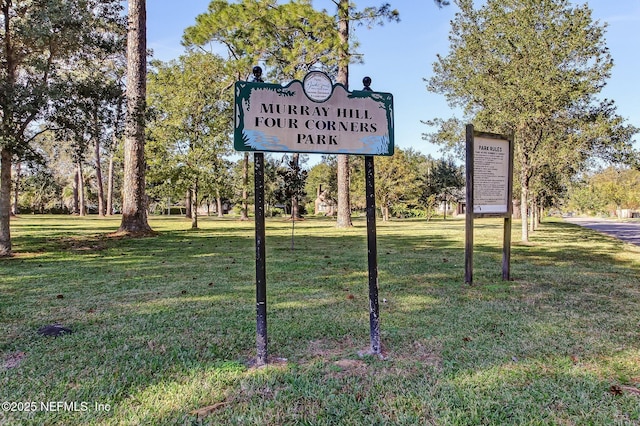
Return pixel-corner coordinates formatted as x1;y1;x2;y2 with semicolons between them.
118;0;152;235
373;148;420;221
591;167;640;217
566;177;607;216
184;0;340;82
421;157;464;220
427;0;636;242
333;0;447;227
272;155;307;249
333;0;400;227
146;52;233;229
50;69;124;217
0;0;123;255
183;0;341;222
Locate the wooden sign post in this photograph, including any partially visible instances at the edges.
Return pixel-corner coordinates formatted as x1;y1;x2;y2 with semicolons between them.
465;124;514;284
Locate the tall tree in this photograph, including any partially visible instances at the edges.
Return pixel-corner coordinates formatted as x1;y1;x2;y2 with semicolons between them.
51;71;124;217
183;0;340;222
333;0;401;227
427;0;636;241
333;0;447;227
184;0;339;81
335;0;352;228
146;52;233;229
0;0;123;255
118;0;152;234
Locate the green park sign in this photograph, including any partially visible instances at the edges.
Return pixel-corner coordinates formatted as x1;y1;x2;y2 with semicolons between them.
234;71;394;155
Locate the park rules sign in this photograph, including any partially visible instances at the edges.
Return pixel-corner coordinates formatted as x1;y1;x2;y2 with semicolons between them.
234;71;394;155
472;136;512;214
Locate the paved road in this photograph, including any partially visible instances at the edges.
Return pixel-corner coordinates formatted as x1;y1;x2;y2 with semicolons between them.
564;217;640;246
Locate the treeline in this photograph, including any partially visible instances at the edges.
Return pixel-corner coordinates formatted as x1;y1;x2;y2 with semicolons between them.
567;167;640;217
13;138;466;222
3;0;640;258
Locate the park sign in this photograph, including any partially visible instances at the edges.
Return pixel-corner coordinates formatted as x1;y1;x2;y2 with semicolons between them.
234;71;394;155
472;136;512;215
464;125;514;284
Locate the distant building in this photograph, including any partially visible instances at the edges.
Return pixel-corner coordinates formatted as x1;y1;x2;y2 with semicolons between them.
314;185;335;216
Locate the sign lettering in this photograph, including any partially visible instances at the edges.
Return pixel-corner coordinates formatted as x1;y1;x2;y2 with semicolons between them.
234;72;394;155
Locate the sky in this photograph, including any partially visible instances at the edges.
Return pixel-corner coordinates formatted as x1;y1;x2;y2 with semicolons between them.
146;0;640;162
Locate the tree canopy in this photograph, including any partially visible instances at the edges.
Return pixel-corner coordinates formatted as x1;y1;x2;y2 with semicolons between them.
146;52;234;229
0;0;125;255
427;0;638;241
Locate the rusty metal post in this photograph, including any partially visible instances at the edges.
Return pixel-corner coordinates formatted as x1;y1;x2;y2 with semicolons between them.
365;154;380;355
254;152;267;365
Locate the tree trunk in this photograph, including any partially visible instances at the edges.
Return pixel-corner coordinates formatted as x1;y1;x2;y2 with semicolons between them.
11;161;20;215
1;4;14;255
240;152;249;220
191;181;198;229
336;0;351;228
185;190;192;218
106;152;114;215
118;0;152;234
77;162;86;216
538;205;543;225
216;188;224;218
72;168;80;214
520;183;529;243
0;148;12;256
94;121;105;216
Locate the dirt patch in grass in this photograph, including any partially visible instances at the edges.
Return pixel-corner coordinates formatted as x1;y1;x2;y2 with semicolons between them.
3;351;26;370
334;359;367;370
305;338;356;360
107;229;159;239
410;339;443;370
57;234;120;252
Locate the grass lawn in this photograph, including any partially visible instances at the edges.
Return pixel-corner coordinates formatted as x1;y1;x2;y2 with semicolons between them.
1;214;640;425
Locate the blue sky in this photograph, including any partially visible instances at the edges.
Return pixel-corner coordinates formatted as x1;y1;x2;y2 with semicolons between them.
147;0;640;161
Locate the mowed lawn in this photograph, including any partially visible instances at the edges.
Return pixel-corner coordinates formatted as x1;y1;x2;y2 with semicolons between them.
1;215;639;425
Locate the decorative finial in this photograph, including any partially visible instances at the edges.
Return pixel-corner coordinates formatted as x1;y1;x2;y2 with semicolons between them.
252;66;264;82
363;76;372;91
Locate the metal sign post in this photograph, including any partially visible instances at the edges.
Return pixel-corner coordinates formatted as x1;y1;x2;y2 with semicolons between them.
363;77;380;355
365;155;380;354
254;152;267;366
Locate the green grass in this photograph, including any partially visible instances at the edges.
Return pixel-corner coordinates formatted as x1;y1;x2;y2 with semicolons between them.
1;215;640;425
